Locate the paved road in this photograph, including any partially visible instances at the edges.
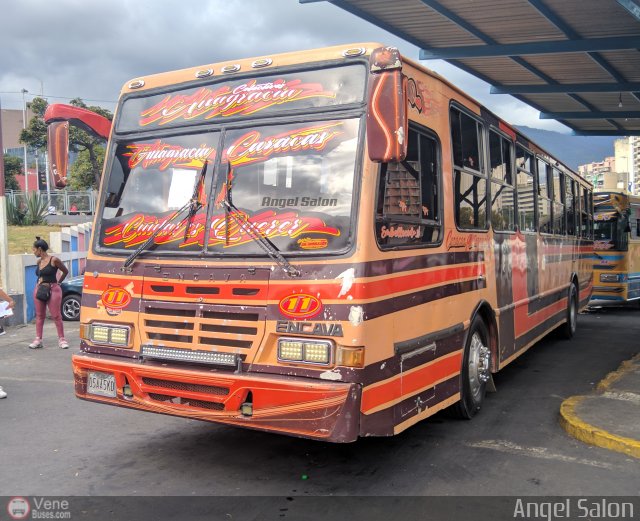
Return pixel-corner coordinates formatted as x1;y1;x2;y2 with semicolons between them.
1;306;639;497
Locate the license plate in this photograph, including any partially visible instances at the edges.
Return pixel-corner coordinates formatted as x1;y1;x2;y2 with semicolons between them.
87;371;116;398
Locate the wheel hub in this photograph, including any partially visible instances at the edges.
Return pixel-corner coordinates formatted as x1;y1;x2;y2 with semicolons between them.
468;332;491;399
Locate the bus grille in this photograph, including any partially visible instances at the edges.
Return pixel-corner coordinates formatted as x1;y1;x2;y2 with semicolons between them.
142;377;229;396
148;393;225;410
141;301;265;353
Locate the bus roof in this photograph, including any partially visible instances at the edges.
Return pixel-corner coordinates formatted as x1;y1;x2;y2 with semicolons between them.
119;41;588;185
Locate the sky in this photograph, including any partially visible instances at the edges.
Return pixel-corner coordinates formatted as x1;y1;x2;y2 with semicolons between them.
0;0;567;132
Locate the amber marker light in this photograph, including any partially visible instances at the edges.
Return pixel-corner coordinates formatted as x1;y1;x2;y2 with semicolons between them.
336;346;365;368
195;68;214;78
251;58;272;68
342;47;366;58
221;64;241;73
79;323;91;341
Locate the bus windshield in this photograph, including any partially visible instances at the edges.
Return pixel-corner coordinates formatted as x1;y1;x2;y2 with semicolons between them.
594;213;627;251
97;117;360;255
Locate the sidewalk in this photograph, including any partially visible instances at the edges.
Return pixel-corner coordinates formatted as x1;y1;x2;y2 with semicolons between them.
0;320;80;352
560;353;640;459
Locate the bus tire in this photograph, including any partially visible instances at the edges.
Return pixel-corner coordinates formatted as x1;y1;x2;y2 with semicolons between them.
560;283;578;340
453;316;491;419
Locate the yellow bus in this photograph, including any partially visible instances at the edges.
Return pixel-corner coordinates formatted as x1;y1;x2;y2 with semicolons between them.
46;43;593;442
592;191;640;303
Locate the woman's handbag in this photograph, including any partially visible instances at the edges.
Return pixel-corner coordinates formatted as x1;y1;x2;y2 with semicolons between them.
36;283;51;302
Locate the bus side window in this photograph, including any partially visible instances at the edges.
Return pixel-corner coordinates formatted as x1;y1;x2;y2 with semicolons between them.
537;158;552;234
451;107;487;230
552;168;564;235
489;130;516;232
581;186;592;239
516;145;536;232
375;125;441;248
588;189;594;239
565;177;575;236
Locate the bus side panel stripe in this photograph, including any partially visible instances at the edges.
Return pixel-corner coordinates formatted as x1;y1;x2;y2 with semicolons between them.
515;307;566;351
263;278;486;322
360;374;459;437
527;287;567;314
360;351;462;414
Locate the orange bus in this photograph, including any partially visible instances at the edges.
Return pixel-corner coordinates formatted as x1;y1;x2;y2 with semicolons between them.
47;43;593;442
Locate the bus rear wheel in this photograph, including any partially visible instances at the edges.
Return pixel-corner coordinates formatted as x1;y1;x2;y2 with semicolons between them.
453;317;491;419
559;283;578;340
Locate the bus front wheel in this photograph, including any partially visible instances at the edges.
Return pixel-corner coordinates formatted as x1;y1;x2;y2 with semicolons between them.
559;283;578;340
453;317;491;419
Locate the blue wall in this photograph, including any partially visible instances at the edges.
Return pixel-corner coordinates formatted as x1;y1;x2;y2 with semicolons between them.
25;265;38;322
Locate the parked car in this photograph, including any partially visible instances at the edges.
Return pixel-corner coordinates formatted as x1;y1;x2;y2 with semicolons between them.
60;276;83;321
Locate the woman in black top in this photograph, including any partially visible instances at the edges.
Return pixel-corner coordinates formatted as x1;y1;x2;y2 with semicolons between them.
30;237;69;349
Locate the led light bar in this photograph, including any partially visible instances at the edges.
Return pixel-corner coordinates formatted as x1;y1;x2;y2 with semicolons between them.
141;346;237;366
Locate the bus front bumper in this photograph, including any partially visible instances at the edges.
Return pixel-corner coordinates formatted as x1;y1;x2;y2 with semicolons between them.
72;352;361;442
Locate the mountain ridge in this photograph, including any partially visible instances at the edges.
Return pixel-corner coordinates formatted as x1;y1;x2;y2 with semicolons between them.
515;126;617;171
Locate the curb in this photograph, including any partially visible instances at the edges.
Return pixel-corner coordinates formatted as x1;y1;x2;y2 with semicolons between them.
559;354;640;459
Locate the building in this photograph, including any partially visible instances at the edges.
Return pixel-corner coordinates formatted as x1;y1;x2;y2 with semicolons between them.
578;157;618;190
613;137;634;194
1;106;39;192
578;136;640;195
632;136;640;195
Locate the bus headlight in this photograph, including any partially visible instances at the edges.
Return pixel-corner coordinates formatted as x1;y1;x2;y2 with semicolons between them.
83;323;131;347
600;273;623;283
278;340;304;361
277;338;332;365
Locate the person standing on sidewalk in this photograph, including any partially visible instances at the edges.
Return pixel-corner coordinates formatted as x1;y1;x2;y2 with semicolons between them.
0;287;15;398
30;237;69;350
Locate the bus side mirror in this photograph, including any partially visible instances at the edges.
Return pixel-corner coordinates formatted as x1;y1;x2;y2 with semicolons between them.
47;121;70;188
44;103;112;189
366;46;408;163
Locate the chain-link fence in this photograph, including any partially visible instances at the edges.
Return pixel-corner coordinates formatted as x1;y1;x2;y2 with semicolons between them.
5;190;97;215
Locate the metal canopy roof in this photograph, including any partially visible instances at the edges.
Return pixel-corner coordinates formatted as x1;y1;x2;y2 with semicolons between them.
301;0;640;136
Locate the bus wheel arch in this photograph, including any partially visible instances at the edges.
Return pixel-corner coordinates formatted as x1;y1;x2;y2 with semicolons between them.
473;302;499;374
559;276;579;340
453;302;495;419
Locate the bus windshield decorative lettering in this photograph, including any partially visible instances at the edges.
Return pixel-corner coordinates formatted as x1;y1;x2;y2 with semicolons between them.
225;122;343;167
124;141;216;171
139;79;336;126
103;210;340;249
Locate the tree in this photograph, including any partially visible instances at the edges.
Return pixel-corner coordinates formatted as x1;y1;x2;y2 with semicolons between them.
68;146;105;190
19;96;112;189
2;154;22;191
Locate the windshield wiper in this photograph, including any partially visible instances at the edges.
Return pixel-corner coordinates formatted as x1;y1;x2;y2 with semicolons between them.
221;162;300;278
122;161;208;269
183;161;208;243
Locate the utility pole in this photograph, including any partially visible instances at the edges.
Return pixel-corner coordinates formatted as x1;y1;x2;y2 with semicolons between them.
0;96;10;291
21;89;29;193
